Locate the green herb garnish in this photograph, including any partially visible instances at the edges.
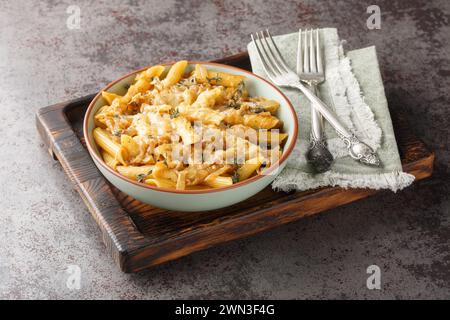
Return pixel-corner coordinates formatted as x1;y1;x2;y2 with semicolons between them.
112;129;121;137
253;107;265;114
136;174;147;182
234;81;245;96
226;81;245;109
231;171;240;184
206;74;222;82
170;107;179;119
226;100;241;109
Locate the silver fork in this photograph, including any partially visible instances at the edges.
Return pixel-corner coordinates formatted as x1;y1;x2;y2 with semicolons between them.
251;30;381;167
297;28;333;172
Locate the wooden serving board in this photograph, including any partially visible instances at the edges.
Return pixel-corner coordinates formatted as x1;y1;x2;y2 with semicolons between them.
36;52;434;273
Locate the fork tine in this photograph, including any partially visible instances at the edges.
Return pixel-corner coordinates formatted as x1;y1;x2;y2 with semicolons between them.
259;31;286;75
303;29;310;73
265;29;292;73
251;33;278;80
251;33;274;79
296;28;303;75
315;29;323;74
309;29;317;73
256;32;282;77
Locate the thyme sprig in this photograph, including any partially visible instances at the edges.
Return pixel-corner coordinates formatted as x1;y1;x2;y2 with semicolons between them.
136;169;153;183
206;74;222;82
231;171;240;184
170;107;180;119
226;81;245;109
253;106;265;114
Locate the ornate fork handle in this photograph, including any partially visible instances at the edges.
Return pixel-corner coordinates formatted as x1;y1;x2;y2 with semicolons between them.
339;133;381;166
290;81;381;167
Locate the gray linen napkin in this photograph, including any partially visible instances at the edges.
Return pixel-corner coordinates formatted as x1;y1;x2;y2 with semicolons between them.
247;28;415;191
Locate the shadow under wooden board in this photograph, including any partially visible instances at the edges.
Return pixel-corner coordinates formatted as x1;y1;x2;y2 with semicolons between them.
36;52;434;273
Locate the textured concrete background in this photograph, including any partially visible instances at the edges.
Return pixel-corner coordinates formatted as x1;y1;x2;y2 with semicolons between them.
0;0;449;299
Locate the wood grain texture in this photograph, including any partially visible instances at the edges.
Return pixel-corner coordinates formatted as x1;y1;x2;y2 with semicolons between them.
35;53;434;273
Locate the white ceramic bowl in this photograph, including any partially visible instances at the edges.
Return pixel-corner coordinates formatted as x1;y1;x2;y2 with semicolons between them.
84;61;298;211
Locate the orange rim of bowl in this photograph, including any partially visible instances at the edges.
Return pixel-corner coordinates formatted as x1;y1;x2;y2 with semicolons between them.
83;61;299;194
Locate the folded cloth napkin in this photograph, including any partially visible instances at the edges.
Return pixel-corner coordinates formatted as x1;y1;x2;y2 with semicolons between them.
247;28;415;192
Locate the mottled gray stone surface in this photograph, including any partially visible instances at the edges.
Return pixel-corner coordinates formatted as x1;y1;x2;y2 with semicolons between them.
0;0;449;299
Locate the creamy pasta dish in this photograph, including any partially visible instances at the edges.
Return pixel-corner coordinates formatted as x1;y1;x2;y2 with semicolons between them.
93;61;288;190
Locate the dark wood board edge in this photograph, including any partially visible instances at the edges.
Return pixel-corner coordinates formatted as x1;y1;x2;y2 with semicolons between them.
213;52;251;68
36;99;150;271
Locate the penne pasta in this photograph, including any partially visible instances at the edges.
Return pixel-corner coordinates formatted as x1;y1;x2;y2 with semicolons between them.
144;179;157;186
162;60;188;88
152;161;178;182
102;91;122;105
237;158;262;181
246;97;280;114
125;78;151;100
145;177;177;188
121;65;165;104
243;113;281;130
207;71;245;87
204;165;233;187
120;134;140;159
192;64;208;83
191;87;223;109
193;64;245;87
173;116;200;145
204;176;233;188
178;104;224;126
136;65;165;82
93;127;127;165
258;131;288;145
176;171;186;190
204;165;232;182
102;150;119;169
